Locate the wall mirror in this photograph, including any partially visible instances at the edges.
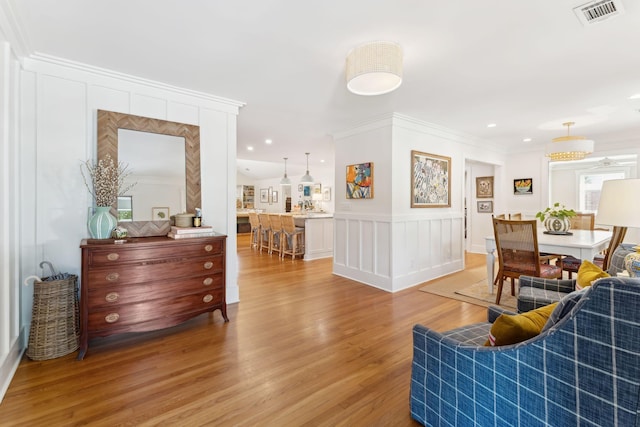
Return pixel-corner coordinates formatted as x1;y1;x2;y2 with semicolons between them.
97;109;201;237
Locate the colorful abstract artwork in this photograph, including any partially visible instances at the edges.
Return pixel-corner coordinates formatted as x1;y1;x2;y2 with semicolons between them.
346;162;373;199
411;150;451;208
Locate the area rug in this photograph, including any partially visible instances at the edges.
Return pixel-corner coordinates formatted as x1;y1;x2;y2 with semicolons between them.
418;266;517;310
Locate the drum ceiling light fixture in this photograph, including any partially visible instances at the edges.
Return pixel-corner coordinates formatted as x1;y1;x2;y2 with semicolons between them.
545;121;594;161
346;41;403;96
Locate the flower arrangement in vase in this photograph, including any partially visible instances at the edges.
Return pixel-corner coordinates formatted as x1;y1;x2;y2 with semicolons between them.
81;154;136;239
535;202;576;234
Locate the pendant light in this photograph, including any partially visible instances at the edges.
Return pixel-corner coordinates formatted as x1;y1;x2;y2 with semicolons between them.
545;122;594;161
280;157;291;185
300;152;314;183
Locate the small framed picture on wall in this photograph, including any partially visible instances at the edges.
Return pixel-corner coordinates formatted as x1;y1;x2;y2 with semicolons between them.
513;178;533;195
477;201;493;213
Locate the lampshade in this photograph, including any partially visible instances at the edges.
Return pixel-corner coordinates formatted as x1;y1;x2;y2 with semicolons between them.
346;41;403;96
545;122;594;161
280;157;291;185
596;179;640;227
300;152;314;183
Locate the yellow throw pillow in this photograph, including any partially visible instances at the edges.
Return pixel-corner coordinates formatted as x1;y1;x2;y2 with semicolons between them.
576;260;610;290
485;303;558;346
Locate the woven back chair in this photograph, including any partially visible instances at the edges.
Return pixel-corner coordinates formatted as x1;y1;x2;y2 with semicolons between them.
562;212;596;277
509;212;522;220
281;215;305;260
492;218;562;304
570;212;595;230
268;214;284;257
258;213;272;253
248;212;261;249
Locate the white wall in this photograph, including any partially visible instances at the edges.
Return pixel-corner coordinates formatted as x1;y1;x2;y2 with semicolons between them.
333;113;507;292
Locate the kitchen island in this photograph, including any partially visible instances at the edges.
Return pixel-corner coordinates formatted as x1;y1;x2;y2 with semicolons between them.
293;213;333;261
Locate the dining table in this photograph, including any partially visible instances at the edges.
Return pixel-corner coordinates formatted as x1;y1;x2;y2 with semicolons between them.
484;229;612;293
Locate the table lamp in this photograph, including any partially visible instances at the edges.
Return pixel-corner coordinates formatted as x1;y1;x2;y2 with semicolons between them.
596;178;640;277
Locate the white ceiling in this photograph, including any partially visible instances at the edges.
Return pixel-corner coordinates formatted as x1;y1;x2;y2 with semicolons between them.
7;0;640;179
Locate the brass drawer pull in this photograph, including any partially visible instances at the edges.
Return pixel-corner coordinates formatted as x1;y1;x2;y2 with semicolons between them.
203;277;213;286
105;292;119;303
105;313;120;323
107;253;120;261
202;294;213;303
204;244;213;252
105;272;120;282
204;261;213;269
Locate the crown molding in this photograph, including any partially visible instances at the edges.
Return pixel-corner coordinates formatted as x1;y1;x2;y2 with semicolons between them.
27;52;246;109
0;0;32;59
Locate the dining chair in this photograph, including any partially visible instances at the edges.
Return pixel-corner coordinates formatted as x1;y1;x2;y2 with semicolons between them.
281;215;305;260
248;212;261;250
493;214;506;219
258;213;272;253
509;212;522;220
561;212;596;277
492;218;563;304
268;214;284;257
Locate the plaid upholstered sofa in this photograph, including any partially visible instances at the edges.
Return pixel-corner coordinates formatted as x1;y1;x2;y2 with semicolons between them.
410;276;640;426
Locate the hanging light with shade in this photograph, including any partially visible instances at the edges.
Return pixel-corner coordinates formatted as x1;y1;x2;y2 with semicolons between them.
280;157;291;185
300;152;314;183
545;122;594;161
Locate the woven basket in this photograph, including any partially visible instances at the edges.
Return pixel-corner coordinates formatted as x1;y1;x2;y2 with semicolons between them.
26;274;79;361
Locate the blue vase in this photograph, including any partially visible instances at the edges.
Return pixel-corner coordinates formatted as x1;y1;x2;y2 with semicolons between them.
88;206;117;239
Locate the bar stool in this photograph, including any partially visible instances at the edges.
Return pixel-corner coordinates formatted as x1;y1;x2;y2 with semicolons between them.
281;215;305;260
258;213;272;253
269;214;284;257
248;212;261;249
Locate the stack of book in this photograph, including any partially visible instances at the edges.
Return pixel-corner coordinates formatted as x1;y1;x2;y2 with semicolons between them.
167;225;216;239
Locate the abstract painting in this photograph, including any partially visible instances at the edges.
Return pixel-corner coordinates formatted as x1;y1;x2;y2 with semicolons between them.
346;162;373;199
411;150;451;208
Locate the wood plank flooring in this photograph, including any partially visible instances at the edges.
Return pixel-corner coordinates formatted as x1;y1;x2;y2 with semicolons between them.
0;235;487;426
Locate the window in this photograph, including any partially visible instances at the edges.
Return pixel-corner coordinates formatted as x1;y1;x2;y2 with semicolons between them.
578;171;625;212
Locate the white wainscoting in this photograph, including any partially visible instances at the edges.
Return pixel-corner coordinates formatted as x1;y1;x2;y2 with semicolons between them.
332;213;464;292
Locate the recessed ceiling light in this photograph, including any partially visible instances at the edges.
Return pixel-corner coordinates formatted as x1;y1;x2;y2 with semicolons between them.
265;139;272;144
487;123;497;128
523;138;532;142
320;159;325;163
628;93;640;100
247;146;254;151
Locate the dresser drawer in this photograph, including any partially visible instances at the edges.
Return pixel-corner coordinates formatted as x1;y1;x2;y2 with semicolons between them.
86;254;223;285
87;239;223;266
87;289;224;333
88;273;224;308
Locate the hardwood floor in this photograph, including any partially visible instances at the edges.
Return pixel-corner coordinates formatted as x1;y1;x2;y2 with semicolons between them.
0;235;487;426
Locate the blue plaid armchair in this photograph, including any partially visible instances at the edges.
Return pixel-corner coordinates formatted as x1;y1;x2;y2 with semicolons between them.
410;276;640;426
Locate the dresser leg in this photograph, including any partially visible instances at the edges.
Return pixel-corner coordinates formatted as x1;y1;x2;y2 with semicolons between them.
220;307;229;322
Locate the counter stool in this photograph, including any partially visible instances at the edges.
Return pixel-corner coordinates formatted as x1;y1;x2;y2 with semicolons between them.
269;214;284;257
281;215;305;260
248;212;261;249
258;213;272;253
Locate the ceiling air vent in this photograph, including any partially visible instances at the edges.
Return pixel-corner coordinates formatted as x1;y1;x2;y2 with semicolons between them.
574;0;625;25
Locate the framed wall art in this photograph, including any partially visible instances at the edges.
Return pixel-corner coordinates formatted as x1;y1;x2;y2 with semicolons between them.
260;188;269;203
476;176;494;198
411;150;451;208
151;207;169;220
272;190;278;203
514;178;533;195
346;162;373;199
477;201;493;213
322;186;331;201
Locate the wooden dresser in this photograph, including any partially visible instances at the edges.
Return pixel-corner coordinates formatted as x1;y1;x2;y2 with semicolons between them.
78;235;227;359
